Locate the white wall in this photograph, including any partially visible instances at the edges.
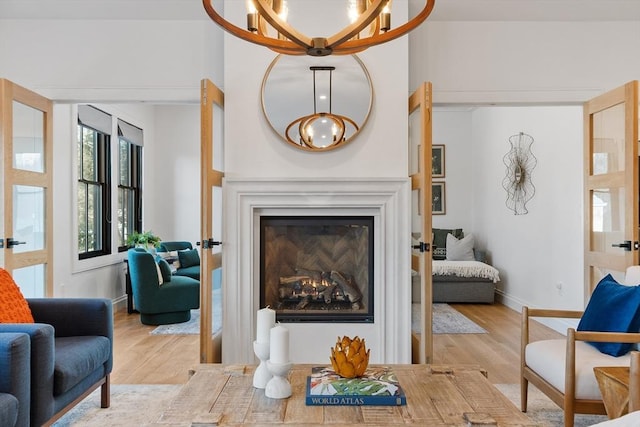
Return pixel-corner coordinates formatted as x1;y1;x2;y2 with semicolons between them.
0;19;217;102
411;21;640;104
152;105;201;245
432;109;474;232
470;106;585;316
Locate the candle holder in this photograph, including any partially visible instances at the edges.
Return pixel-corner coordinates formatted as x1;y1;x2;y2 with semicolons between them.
253;340;272;389
265;360;293;399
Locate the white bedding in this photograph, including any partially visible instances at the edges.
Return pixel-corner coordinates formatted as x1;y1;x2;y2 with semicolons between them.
432;260;500;283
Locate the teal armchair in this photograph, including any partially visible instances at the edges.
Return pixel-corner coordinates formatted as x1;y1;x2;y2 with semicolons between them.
157;241;193;252
127;248;200;325
157;241;200;280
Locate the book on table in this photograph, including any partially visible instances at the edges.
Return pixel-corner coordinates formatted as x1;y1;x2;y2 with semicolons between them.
305;366;406;406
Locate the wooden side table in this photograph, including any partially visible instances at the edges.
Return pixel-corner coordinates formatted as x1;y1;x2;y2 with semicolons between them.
594;366;631;419
594;351;640;420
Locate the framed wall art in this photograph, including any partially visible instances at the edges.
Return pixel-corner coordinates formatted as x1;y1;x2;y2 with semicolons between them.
432;182;446;215
432;144;445;178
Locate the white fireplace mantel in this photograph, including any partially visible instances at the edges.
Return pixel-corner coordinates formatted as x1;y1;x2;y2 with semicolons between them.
222;178;411;364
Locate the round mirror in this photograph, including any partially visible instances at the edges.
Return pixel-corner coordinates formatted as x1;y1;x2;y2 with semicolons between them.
261;54;373;152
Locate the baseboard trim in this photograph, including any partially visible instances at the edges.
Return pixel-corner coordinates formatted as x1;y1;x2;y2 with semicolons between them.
112;295;128;313
495;290;577;336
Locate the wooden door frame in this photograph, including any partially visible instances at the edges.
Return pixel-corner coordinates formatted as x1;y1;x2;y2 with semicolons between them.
200;78;225;363
583;80;639;299
0;79;53;294
409;81;433;363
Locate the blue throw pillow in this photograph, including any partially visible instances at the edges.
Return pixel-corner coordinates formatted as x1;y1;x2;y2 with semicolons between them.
577;274;640;356
178;249;200;269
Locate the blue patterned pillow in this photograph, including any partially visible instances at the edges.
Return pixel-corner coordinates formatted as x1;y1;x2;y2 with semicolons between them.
577;274;640;356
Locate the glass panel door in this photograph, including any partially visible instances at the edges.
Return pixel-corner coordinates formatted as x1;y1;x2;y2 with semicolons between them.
0;79;53;296
584;81;639;298
408;82;433;364
200;79;225;363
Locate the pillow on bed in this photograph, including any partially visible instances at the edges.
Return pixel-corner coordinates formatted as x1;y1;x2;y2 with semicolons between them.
446;233;475;261
432;228;463;260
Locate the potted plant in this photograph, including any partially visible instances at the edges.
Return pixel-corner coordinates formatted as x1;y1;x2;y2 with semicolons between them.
127;230;162;250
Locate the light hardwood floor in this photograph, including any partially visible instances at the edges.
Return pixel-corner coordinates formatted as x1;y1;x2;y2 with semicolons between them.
111;302;563;386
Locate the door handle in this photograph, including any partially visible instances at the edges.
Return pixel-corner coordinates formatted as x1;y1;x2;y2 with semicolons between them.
198;238;222;249
412;242;431;253
611;240;639;251
6;238;26;249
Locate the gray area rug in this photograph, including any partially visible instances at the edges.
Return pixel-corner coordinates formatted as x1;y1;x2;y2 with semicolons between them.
150;288;222;335
412;303;487;334
51;384;182;426
51;383;610;426
496;383;608;427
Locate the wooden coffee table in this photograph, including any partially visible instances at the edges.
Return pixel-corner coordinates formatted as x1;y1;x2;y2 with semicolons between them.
151;364;538;426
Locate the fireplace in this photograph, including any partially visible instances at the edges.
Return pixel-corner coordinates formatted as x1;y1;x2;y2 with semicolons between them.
223;178;411;363
260;216;374;323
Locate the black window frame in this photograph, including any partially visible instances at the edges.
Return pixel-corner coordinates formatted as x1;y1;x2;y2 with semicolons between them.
77;122;112;259
117;135;143;252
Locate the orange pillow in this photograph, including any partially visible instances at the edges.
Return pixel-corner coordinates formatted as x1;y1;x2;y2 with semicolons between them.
0;268;34;323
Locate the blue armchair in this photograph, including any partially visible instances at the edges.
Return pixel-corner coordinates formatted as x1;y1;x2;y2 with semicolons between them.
127;248;200;325
0;298;113;427
0;332;30;427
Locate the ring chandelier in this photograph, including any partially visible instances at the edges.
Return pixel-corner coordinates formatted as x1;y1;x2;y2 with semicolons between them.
202;0;436;57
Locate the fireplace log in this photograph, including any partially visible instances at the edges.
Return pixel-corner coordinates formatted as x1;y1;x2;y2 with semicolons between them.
295;268;325;281
296;295;312;309
330;270;363;308
279;275;312;284
278;269;364;310
278;286;294;299
319;283;337;304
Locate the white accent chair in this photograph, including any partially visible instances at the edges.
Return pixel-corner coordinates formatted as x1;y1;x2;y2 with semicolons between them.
521;266;640;427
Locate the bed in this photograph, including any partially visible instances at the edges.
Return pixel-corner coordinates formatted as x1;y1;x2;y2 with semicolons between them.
411;228;501;304
431;260;500;303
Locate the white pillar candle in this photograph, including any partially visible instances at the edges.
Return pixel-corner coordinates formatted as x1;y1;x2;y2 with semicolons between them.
269;325;289;364
256;307;275;344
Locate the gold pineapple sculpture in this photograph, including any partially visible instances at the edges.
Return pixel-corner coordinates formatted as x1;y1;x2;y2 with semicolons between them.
330;336;370;378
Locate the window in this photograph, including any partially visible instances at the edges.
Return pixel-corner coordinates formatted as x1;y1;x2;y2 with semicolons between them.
117;119;143;251
77;105;112;259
